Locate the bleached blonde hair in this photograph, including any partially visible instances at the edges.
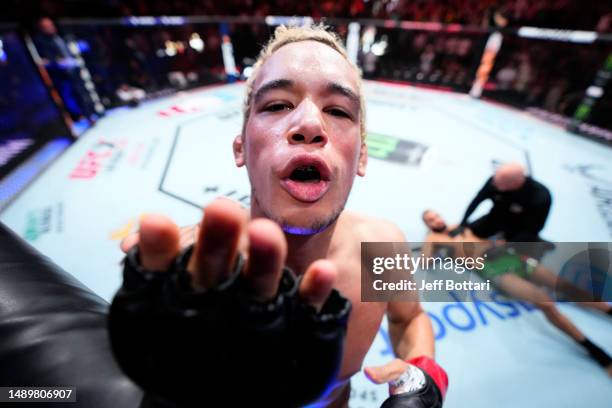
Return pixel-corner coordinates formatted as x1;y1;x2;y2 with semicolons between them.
242;24;366;141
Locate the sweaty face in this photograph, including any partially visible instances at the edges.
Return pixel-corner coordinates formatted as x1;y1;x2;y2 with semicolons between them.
235;41;366;234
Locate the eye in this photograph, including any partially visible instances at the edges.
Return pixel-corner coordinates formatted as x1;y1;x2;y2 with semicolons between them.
264;103;292;112
326;108;351;119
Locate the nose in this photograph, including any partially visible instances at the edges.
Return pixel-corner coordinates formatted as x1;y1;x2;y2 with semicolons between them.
287;99;328;146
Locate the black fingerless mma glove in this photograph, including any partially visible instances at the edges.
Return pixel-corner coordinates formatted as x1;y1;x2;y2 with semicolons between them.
108;245;351;408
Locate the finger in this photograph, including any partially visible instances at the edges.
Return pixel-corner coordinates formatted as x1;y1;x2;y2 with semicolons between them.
188;198;247;289
299;260;337;312
243;219;287;301
120;232;140;253
138;214;181;271
364;359;409;384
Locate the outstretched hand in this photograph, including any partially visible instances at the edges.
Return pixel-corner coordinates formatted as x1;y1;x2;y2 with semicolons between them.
122;198;337;310
109;198;352;407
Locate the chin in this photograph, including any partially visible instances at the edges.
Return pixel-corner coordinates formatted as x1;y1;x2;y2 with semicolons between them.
277;205;343;236
278;208;328;227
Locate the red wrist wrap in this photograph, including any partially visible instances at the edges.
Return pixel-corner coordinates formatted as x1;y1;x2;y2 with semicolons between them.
407;356;448;399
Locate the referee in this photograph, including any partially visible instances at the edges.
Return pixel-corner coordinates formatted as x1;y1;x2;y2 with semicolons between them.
456;162;552;242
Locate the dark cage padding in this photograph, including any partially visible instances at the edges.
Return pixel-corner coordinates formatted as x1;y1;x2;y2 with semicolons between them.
0;222;143;407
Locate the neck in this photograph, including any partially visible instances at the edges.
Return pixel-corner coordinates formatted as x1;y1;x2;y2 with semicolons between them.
249;200;338;275
284;221;337;275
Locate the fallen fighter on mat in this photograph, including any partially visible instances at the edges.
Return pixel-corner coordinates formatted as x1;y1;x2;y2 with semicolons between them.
422;209;612;377
421;209;488;259
113;25;448;408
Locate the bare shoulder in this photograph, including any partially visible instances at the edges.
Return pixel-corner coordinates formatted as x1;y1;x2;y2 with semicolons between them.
340;211;407;242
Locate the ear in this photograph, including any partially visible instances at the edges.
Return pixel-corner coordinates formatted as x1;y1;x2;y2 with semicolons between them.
233;134;245;167
357;142;368;177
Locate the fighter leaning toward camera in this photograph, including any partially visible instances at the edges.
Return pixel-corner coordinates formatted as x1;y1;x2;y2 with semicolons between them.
423;210;612;376
112;25;448;408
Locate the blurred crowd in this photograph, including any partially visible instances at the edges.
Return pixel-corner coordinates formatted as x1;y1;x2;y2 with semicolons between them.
488;37;609;116
370;0;612;32
6;0;612;33
30;18;238;112
365;30;478;91
4;1;611;133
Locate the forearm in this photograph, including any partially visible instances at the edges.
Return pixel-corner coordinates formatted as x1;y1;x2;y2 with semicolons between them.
388;308;435;360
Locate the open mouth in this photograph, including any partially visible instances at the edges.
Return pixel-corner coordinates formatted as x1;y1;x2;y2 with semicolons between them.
280;156;331;203
289;165;322;183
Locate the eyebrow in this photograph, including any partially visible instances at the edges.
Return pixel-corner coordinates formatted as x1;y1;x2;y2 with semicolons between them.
252;78;360;109
326;82;360;109
252;79;294;105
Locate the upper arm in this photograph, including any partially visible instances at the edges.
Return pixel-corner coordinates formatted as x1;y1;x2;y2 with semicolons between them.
387;299;424;325
372;220;424;322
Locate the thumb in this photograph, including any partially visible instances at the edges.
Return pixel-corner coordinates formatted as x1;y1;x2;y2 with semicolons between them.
364;358;409;384
120;232;139;253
